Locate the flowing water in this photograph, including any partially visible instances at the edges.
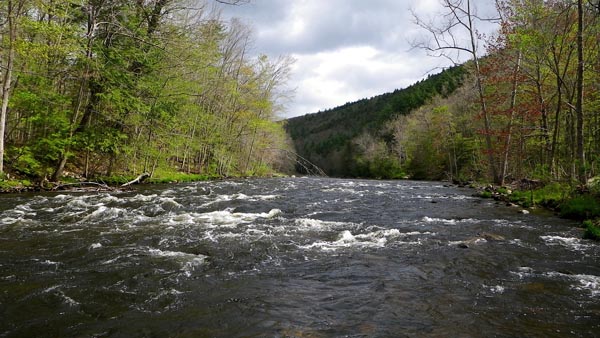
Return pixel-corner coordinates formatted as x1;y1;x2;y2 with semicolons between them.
0;178;598;337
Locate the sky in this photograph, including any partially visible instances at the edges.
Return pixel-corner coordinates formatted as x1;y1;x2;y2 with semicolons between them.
218;0;499;119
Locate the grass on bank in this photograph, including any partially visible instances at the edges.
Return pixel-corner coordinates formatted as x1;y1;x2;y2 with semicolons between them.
478;180;600;241
96;171;222;186
508;182;570;209
0;177;32;192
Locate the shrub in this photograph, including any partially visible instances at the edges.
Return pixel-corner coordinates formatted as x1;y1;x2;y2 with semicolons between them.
479;191;493;198
509;182;570;209
560;195;600;220
583;220;600;241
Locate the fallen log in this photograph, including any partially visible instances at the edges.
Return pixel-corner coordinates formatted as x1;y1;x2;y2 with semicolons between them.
52;181;115;192
122;173;150;187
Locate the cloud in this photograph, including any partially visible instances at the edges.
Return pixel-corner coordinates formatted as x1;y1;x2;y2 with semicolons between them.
218;0;499;118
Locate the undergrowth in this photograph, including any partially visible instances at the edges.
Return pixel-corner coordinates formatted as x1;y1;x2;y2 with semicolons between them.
508;182;570;209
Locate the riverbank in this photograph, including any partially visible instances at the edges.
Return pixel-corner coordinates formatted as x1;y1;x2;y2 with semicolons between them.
0;169;292;193
475;180;600;241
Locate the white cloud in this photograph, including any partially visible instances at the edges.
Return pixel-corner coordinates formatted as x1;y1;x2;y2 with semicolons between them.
218;0;499;118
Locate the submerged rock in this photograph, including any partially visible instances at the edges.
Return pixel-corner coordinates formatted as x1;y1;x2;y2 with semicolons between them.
479;232;506;241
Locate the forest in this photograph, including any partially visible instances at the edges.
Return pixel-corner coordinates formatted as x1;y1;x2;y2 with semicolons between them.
285;66;466;178
0;0;293;189
287;0;600;188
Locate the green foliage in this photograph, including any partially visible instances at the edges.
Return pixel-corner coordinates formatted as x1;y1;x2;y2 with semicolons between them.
479;191;493;198
510;183;570;209
286;66;466;177
352;156;405;179
560;195;600;220
582;220;600;241
7;147;43;177
2;1;293;182
0;178;32;191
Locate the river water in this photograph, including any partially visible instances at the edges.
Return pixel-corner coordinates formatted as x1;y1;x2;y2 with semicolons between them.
0;178;598;337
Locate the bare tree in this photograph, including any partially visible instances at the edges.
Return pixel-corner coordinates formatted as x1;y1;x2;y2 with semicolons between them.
412;0;502;183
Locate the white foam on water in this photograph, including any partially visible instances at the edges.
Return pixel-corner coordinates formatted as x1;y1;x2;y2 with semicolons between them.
508;239;525;247
543;272;600;297
492;219;533;230
322;187;363;195
510;267;534;279
98;194;120;204
132;214;155;225
148;248;208;277
300;228;403;251
41;285;81;307
64;196;101;210
1;217;19;225
40;260;60;266
0;207;39;226
60;228;84;233
41;285;80;307
58;291;80;307
90;243;102;249
53;194;71;201
167;213;195;225
42;285;63;293
201;193;279;207
182;257;207;277
159;197;182;210
84;206;126;221
573;274;600;297
15;204;35;213
448;238;488;247
483;284;505;294
510;268;600;297
195;208;281;228
540;235;590;251
294;218;351;231
422;217;457;225
129;194;158;202
403;231;424;236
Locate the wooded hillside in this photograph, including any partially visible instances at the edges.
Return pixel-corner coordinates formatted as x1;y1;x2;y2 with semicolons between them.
0;0;293;183
285;66;466;177
286;0;600;186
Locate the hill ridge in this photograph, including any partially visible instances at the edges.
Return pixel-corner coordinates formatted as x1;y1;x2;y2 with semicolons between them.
285;65;467;177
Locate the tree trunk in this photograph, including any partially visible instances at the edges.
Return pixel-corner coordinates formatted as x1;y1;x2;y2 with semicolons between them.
465;0;500;184
52;155;68;181
0;0;18;175
500;50;522;186
575;0;586;184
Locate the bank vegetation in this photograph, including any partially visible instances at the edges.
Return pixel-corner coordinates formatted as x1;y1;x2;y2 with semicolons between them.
0;0;294;191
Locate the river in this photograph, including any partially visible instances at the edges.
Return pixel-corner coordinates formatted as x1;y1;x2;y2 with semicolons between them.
0;178;598;337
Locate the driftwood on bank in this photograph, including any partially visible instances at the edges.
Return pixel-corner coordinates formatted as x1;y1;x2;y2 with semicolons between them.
121;173;150;187
52;181;116;192
47;173;150;192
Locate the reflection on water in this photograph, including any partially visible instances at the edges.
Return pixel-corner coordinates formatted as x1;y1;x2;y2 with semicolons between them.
0;178;599;337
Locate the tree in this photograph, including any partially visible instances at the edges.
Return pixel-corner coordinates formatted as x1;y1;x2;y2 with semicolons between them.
0;0;26;175
576;0;586;183
413;0;503;183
